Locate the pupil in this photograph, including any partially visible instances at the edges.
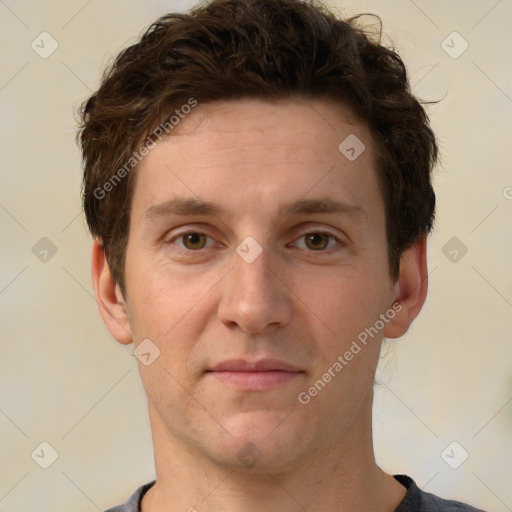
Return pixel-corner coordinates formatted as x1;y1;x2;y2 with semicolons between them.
308;233;326;250
187;233;203;248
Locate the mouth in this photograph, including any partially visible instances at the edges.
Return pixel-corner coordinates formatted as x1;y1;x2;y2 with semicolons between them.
206;359;305;391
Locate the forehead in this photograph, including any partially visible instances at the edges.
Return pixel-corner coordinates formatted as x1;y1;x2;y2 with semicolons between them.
165;97;370;158
130;97;382;227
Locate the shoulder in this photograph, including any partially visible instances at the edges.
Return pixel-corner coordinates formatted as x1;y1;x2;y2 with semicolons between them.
421;492;488;511
394;475;488;512
103;481;156;512
420;491;488;512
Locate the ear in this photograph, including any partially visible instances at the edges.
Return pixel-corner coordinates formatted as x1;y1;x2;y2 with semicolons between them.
91;239;133;345
383;234;428;339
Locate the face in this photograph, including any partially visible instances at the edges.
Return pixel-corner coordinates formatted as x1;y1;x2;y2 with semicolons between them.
107;98;406;471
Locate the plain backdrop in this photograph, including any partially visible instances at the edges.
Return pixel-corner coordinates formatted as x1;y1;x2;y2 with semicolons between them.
0;1;511;511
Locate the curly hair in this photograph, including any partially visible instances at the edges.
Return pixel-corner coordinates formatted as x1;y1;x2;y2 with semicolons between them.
78;0;439;297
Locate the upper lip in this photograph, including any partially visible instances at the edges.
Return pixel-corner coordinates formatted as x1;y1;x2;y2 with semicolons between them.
208;359;302;372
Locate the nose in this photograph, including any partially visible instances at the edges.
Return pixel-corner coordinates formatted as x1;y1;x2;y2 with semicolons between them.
217;240;293;335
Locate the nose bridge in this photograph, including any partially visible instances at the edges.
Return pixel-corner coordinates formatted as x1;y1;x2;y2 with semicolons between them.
218;236;291;333
235;237;272;289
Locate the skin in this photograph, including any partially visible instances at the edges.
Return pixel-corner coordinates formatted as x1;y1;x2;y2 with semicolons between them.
92;97;428;511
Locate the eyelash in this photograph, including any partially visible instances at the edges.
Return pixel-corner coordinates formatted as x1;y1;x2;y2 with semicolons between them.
167;230;343;253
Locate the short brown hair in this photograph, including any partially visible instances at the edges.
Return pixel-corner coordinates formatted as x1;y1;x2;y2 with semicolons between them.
78;0;438;297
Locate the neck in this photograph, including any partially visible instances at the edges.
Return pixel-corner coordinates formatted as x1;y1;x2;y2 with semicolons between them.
141;395;406;512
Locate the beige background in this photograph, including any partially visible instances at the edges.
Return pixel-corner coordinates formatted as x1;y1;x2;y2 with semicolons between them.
0;0;511;510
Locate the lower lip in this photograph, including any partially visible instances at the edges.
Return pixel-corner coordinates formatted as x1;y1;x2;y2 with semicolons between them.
208;370;304;390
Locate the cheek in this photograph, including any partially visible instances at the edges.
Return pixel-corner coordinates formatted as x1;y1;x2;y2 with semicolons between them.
125;258;177;339
126;257;219;355
296;268;391;385
297;268;378;334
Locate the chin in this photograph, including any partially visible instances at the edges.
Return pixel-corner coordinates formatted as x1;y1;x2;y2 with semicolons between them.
205;411;310;472
224;407;304;442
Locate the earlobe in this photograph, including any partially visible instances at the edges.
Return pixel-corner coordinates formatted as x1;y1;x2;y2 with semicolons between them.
383;235;429;340
91;239;133;345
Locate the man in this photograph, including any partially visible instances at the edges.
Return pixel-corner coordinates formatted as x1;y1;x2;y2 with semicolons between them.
78;0;486;510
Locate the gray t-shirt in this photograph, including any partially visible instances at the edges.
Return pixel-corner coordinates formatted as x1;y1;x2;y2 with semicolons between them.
104;475;487;511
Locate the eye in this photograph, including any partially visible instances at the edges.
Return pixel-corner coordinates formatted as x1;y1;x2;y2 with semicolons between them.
294;232;341;251
171;232;215;250
167;230;342;252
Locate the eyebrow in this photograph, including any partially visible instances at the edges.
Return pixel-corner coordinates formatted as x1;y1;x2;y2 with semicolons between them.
142;196;366;225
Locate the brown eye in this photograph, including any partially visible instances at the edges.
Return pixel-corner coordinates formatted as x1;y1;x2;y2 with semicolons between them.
304;232;330;250
293;232;341;252
180;233;209;250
